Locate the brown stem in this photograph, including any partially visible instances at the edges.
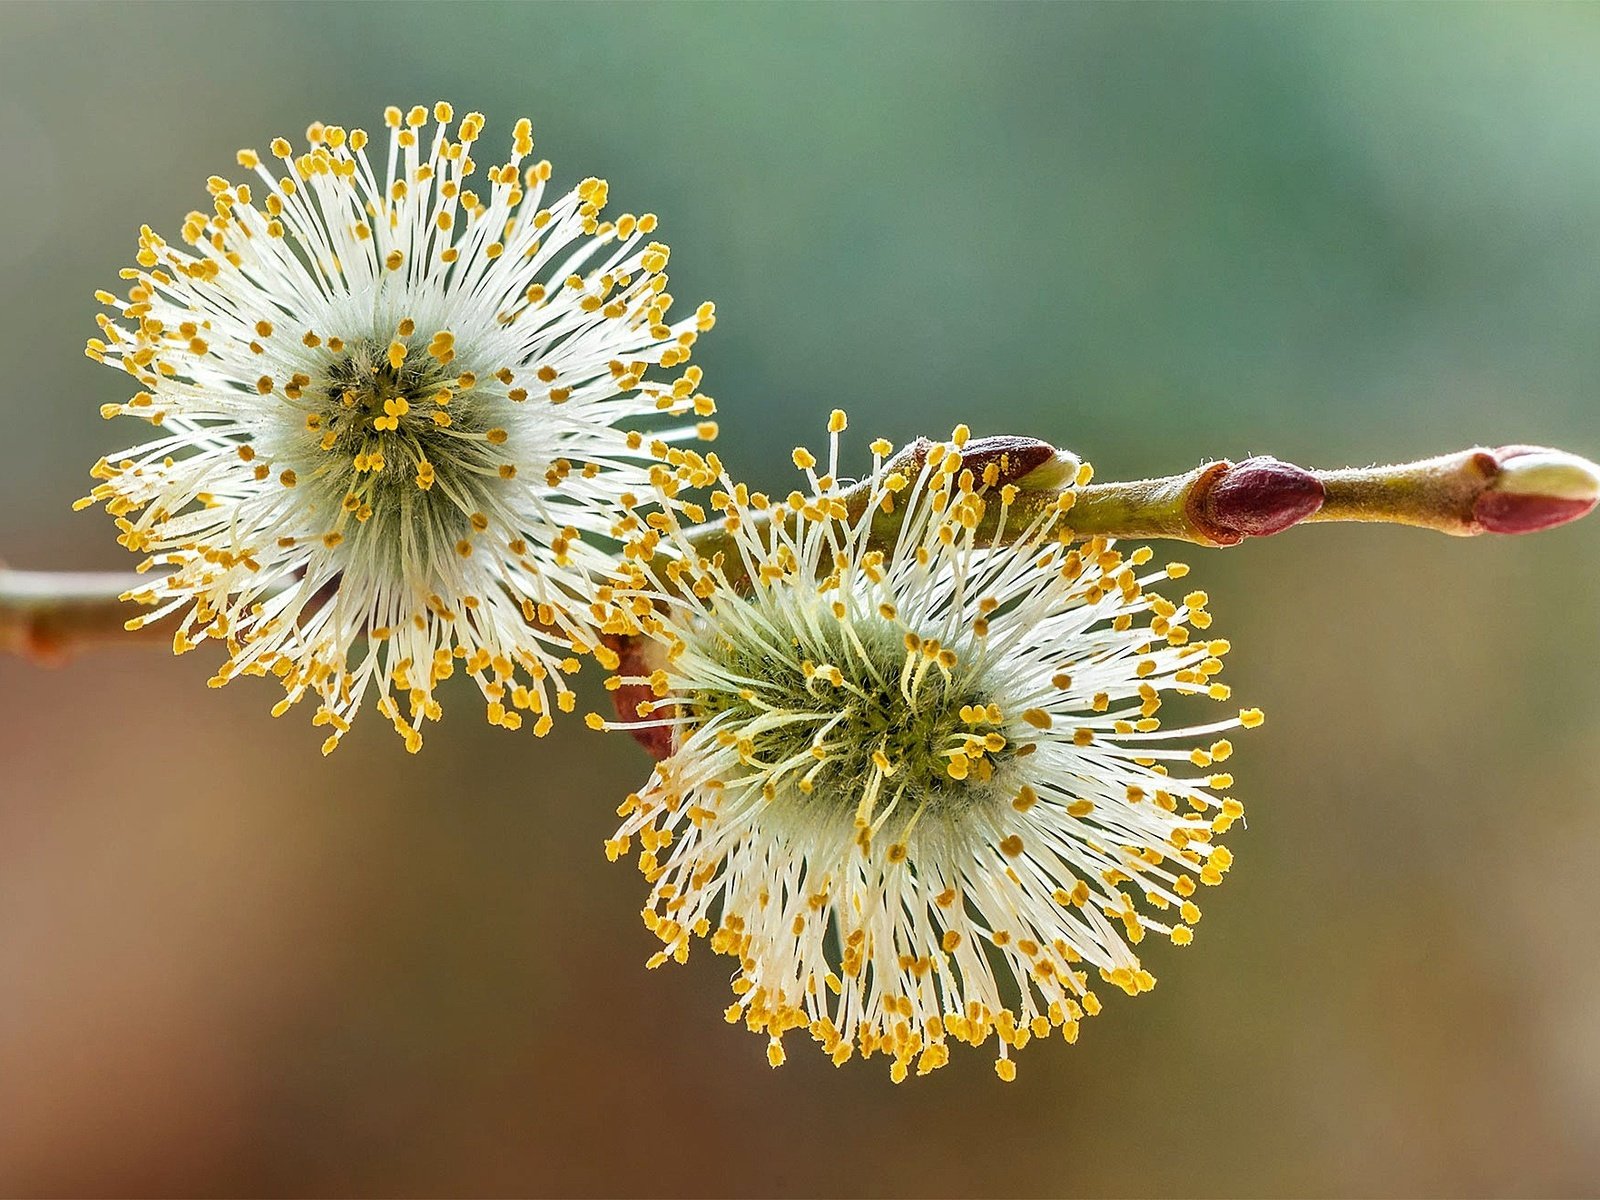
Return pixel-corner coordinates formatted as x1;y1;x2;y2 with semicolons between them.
10;440;1596;663
0;570;169;664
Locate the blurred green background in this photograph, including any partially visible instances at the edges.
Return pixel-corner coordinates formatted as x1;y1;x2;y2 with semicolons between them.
3;2;1600;1196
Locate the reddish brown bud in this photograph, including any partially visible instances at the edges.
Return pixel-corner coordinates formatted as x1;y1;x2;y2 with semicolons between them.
1198;456;1325;543
1475;493;1594;534
603;633;676;760
958;436;1066;489
1474;446;1600;534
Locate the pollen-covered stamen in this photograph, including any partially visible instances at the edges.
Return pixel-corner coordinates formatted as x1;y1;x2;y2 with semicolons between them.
83;102;718;752
598;420;1260;1083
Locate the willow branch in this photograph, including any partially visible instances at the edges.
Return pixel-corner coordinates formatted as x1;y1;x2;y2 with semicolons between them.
7;439;1597;662
679;438;1600;594
0;569;168;663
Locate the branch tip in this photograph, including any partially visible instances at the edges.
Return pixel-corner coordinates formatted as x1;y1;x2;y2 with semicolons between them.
1475;446;1600;535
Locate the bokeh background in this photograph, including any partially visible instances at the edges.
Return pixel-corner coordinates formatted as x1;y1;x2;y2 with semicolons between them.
3;3;1599;1196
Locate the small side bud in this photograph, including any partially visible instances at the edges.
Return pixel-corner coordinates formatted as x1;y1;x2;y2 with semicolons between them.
603;633;676;760
959;436;1079;491
1199;456;1325;542
1475;446;1600;534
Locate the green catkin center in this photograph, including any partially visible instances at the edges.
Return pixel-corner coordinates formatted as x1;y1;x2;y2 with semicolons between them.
685;613;1015;818
289;339;509;553
317;340;489;467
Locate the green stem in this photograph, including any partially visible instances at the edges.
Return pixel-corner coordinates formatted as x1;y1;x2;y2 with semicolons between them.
7;438;1595;661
